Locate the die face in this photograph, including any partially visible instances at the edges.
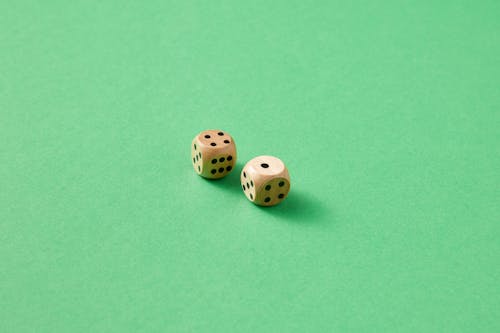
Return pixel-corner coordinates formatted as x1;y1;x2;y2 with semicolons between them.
191;130;237;179
240;169;257;202
202;150;236;179
245;155;287;177
241;155;290;206
196;129;234;150
255;177;290;206
191;140;204;174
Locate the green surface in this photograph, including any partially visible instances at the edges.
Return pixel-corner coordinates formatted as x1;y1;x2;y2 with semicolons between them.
1;1;499;332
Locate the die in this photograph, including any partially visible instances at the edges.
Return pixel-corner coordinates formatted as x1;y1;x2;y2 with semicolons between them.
241;155;290;206
191;129;237;179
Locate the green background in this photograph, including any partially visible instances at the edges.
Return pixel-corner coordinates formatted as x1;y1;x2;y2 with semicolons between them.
1;1;499;332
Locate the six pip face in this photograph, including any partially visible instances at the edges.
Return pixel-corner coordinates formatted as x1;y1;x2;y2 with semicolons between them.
191;130;237;179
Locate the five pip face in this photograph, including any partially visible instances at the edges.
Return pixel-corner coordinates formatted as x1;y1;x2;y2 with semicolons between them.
191;130;237;179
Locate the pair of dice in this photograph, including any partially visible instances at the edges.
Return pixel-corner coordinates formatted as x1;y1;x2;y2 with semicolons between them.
191;129;290;207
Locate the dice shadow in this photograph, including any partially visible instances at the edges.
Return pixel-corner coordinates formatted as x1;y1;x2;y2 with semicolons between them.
256;190;332;225
201;162;332;226
202;161;245;196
